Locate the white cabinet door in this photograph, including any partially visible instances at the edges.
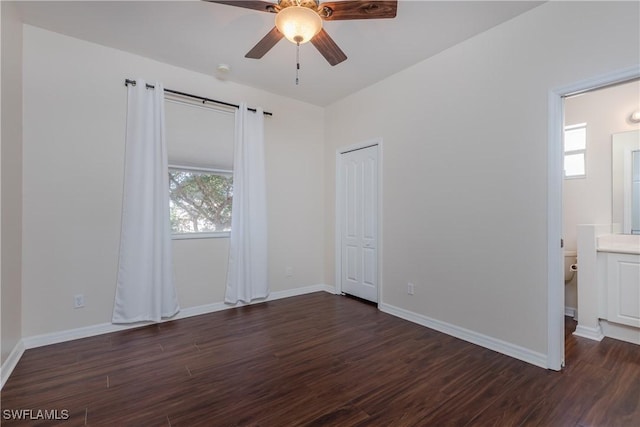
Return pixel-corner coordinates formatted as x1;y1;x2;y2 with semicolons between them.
607;253;640;328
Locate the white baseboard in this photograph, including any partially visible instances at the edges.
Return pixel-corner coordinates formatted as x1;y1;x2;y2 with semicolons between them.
600;320;640;345
573;323;605;341
23;284;335;350
1;340;25;389
564;306;576;318
180;284;337;316
379;302;548;369
267;284;336;300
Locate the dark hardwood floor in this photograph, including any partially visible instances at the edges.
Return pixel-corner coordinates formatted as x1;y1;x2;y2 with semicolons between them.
2;292;639;426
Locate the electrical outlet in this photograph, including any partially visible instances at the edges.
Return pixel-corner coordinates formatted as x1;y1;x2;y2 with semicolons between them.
74;294;85;309
285;267;293;277
407;283;415;295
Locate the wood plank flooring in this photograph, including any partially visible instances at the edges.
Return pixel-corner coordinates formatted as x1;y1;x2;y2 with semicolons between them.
2;292;639;426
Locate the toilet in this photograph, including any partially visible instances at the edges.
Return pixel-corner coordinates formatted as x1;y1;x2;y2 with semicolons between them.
564;250;577;284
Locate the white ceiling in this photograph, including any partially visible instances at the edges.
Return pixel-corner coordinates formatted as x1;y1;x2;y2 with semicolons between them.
14;0;544;106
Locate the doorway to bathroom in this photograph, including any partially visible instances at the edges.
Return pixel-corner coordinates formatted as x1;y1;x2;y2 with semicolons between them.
562;78;640;323
549;70;640;369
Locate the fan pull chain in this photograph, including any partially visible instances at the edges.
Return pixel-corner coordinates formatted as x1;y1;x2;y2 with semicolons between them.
296;42;300;85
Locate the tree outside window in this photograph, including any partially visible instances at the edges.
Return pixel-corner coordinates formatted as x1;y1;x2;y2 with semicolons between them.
169;168;233;234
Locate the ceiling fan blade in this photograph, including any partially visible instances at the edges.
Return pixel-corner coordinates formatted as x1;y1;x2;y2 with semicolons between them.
203;1;277;13
245;27;284;59
320;1;397;21
310;29;347;66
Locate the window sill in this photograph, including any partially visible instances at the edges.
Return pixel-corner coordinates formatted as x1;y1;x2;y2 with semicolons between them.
172;232;230;240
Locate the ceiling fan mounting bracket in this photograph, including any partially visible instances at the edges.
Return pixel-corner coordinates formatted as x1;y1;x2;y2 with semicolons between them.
277;0;319;11
319;6;333;18
363;3;380;13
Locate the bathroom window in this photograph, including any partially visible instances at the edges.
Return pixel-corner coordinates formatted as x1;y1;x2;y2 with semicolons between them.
564;123;587;179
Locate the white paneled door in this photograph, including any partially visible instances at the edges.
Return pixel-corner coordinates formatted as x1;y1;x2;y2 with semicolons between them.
340;145;378;302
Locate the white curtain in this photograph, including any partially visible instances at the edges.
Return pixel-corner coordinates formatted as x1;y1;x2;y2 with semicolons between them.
113;79;180;323
225;103;269;303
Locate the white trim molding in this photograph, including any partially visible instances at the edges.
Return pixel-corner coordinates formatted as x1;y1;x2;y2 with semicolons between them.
547;85;565;370
380;302;548;370
1;340;25;389
564;306;576;318
573;324;605;342
600;320;640;345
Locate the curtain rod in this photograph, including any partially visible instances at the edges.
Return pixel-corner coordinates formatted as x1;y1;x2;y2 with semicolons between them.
124;79;272;116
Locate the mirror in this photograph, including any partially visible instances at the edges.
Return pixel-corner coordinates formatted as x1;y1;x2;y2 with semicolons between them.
612;130;640;234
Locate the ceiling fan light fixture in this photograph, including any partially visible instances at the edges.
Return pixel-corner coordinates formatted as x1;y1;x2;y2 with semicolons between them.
275;5;323;44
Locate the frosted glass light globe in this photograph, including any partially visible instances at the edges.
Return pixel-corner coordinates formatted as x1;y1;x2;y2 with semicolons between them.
275;6;322;44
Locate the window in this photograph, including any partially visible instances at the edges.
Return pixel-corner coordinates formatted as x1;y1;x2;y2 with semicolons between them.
164;95;236;239
564;123;587;179
169;167;233;238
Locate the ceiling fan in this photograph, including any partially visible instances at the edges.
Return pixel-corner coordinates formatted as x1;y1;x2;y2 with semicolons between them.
205;0;398;66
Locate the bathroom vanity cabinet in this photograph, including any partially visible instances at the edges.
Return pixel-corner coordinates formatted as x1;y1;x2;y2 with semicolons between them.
575;227;640;345
604;252;640;329
595;234;640;344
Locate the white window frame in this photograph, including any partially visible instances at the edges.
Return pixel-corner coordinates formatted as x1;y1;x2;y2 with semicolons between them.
169;164;233;240
563;123;587;179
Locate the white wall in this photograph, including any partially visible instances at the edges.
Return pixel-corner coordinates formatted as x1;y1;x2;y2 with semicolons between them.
22;26;325;337
324;1;640;356
563;80;640;310
1;1;23;364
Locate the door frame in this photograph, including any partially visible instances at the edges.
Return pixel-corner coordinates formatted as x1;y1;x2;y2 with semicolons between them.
547;65;639;370
335;138;383;303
